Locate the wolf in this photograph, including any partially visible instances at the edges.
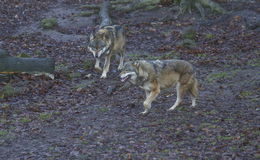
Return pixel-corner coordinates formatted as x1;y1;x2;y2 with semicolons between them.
88;25;126;78
120;59;199;115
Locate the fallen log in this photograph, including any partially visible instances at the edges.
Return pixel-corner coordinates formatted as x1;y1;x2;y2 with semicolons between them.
0;49;55;76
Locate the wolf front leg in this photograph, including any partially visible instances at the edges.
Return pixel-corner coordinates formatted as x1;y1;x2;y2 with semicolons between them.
101;54;112;78
94;58;102;71
141;89;160;115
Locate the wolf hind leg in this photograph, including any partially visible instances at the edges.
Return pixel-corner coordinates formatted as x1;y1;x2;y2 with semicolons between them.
189;77;198;107
168;82;187;111
117;48;125;70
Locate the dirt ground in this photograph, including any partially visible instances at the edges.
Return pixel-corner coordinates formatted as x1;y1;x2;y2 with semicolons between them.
0;0;259;159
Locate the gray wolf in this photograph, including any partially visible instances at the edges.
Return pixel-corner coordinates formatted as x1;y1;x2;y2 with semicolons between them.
88;25;126;78
120;59;199;115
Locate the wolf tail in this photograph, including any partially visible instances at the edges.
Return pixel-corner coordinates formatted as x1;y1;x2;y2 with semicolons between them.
189;76;199;98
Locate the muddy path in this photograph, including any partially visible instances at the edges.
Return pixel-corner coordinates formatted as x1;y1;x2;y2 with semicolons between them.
0;0;259;159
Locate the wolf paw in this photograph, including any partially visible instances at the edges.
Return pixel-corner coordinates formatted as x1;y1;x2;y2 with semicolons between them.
100;74;107;79
117;65;123;70
168;107;176;111
140;110;149;115
95;67;102;72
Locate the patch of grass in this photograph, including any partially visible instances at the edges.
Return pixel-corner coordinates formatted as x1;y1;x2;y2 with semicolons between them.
240;91;253;98
78;11;97;17
69;72;81;79
208;110;218;115
196;53;207;58
16;53;31;58
158;51;180;59
20;117;31;123
34;50;43;56
0;119;8;124
247;59;260;67
195;135;207;142
81;140;88;145
83;59;94;70
250;97;259;103
97;107;109;113
206;71;238;83
0;130;8;137
255;154;260;159
39;113;52;120
217;135;233;141
205;33;215;39
224;118;234;121
0;84;19;98
252;130;260;136
182;26;196;40
40;18;58;29
140;127;149;132
178;39;196;48
53;111;62;116
200;122;217;129
207;72;228;82
229;146;238;152
55;63;70;73
72;80;94;91
0;103;10;110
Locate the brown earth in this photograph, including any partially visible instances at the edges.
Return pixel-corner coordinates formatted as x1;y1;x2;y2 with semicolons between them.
0;0;259;159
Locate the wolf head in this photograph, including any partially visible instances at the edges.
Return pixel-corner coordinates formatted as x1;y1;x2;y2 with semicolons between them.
120;61;141;84
88;29;111;58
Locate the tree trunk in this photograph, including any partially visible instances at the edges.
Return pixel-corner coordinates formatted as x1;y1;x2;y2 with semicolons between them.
99;0;112;27
0;49;55;74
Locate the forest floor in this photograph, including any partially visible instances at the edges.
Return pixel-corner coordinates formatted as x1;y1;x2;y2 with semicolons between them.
0;0;259;159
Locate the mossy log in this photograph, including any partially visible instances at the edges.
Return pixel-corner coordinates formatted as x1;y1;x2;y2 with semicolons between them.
0;49;55;74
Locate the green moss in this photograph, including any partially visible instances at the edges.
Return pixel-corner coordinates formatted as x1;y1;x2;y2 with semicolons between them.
140;127;149;132
182;27;197;40
16;53;31;58
207;71;230;83
83;60;94;70
40;18;58;29
0;84;18;98
98;107;109;113
78;11;97;17
200;122;217;129
34;50;43;56
55;63;70;73
247;59;260;67
217;135;233;141
197;53;207;57
205;33;214;39
0;130;8;137
179;39;196;48
69;72;81;79
79;4;100;9
240;91;253;98
20;117;31;123
39;113;52;120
